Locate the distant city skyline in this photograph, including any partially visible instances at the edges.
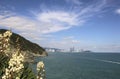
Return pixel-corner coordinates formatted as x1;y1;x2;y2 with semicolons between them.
45;47;92;53
0;0;120;52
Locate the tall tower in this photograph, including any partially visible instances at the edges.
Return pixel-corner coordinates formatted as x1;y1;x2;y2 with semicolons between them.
70;47;75;52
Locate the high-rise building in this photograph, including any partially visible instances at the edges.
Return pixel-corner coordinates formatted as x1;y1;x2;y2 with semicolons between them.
70;47;75;52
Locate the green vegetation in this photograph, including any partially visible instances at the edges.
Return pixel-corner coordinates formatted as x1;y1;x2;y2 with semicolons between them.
0;29;46;79
0;29;48;56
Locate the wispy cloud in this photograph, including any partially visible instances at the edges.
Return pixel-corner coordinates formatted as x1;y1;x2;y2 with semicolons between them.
0;0;107;31
31;0;107;33
0;0;107;46
65;0;82;5
0;11;52;42
36;11;78;26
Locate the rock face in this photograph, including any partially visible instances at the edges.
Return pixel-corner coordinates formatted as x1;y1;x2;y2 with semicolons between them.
0;29;48;57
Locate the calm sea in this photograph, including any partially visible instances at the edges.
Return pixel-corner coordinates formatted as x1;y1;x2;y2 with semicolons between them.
33;52;120;79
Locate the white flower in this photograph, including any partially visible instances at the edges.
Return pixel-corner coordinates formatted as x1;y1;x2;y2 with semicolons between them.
2;75;6;79
40;77;43;79
2;68;11;79
2;52;25;79
1;30;26;79
37;61;44;71
5;69;10;75
3;31;12;37
16;77;20;79
37;61;46;79
8;53;24;72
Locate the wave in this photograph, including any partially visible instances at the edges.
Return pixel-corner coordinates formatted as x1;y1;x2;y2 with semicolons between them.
95;59;120;65
80;57;120;65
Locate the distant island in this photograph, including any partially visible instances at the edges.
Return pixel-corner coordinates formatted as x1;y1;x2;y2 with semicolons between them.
80;50;92;53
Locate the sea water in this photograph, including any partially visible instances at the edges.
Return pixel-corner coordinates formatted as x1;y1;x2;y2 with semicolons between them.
34;52;120;79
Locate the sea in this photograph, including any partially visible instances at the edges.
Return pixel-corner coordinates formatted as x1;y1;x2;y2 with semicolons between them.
32;52;120;79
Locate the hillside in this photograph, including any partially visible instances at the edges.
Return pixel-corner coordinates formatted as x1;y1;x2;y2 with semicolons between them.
0;29;48;57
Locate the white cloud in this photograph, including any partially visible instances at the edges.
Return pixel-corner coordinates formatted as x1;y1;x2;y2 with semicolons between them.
0;11;74;44
0;11;78;34
31;0;106;33
0;0;106;33
37;11;78;26
115;8;120;14
0;0;107;47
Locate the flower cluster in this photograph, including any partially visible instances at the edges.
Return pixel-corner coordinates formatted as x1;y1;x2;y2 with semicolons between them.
1;30;24;79
37;61;46;79
9;53;24;72
37;61;44;71
2;68;11;79
0;30;46;79
0;30;12;55
2;52;25;79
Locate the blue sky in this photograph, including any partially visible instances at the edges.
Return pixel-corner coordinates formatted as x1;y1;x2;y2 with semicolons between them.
0;0;120;52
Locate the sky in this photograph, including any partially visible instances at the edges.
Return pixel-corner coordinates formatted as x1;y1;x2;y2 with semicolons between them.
0;0;120;52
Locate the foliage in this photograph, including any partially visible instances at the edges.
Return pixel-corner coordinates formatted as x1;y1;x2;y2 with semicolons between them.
20;63;37;79
0;30;46;79
0;54;9;78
